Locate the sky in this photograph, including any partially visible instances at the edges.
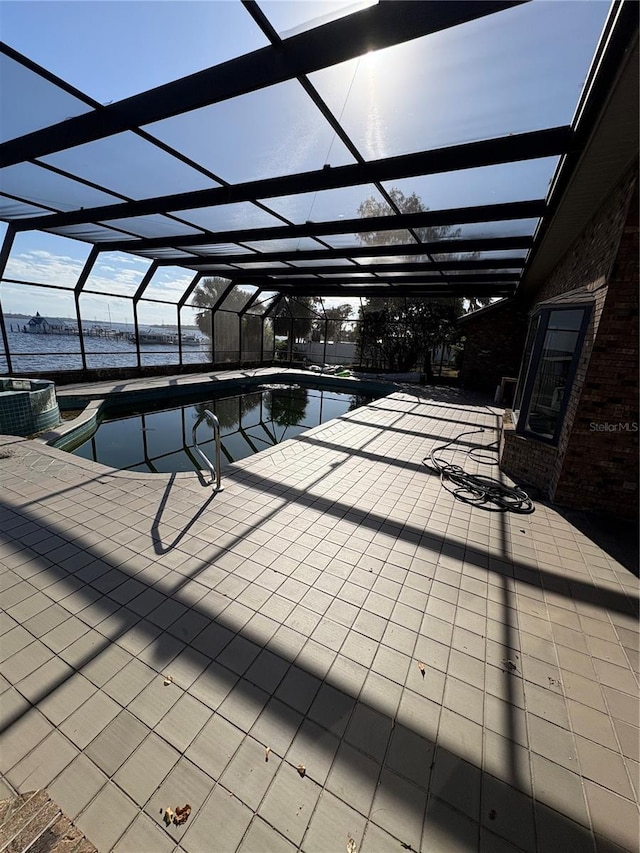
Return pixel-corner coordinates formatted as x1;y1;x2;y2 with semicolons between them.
0;0;612;324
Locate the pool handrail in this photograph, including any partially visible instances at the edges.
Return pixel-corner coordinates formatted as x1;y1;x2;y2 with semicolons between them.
192;409;222;490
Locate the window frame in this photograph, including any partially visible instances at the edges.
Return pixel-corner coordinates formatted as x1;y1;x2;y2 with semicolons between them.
514;302;592;446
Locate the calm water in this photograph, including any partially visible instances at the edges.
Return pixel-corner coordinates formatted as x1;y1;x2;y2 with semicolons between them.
2;327;210;372
71;386;374;474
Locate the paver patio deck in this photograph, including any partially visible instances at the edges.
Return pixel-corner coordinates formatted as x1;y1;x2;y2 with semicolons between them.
0;373;637;852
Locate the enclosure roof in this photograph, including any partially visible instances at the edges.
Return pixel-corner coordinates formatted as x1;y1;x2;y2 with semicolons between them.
0;0;637;305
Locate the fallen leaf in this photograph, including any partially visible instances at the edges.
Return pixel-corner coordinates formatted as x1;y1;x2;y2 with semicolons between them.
173;804;191;825
417;661;426;677
347;836;357;853
163;807;174;825
265;746;271;762
296;764;306;778
163;675;174;686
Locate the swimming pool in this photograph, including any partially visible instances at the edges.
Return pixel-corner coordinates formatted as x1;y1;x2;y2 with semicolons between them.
69;383;378;474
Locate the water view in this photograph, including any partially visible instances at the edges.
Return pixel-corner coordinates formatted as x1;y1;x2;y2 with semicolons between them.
71;385;374;474
3;323;210;373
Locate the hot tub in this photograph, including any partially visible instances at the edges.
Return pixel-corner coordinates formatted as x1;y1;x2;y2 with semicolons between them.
0;377;61;436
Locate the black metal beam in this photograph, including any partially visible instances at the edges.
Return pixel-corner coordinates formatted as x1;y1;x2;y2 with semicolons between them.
96;203;543;255
0;2;527;167
265;285;517;298
14;132;562;232
245;273;520;287
166;236;534;267
192;258;525;279
0;225;16;375
177;271;204;309
132;262;160;303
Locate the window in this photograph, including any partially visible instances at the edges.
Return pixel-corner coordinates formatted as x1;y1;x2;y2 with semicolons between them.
514;304;591;444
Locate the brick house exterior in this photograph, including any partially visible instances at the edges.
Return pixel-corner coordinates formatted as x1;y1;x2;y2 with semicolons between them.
464;169;638;519
460;157;638;519
458;300;528;397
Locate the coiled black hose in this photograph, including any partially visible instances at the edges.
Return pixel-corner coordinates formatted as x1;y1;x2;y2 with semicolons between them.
423;428;535;514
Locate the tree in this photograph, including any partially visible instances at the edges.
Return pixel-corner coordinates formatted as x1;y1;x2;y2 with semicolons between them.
273;296;320;340
311;304;353;343
273;296;321;361
358;297;460;375
355;189;490;376
266;386;309;428
357;188;462;246
191;277;266;362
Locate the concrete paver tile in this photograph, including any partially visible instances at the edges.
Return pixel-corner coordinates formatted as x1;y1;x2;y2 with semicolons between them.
154;693;212;753
592;658;638;696
113;732;180;806
326;742;380;817
185;713;244;780
220;735;281;809
189;660;239;710
103;658;156;706
574;736;635;799
385;724;435;791
80;644;133;688
6;729;78;790
602;685;640;726
344;703;392;763
422;795;480;852
534;801;597;853
1;640;53;683
60;691;121;748
113;813;175;853
0;705;53;771
370;768;427;851
259;763;321;846
237;818;296;853
286;719;340;787
0;626;34;662
528;714;578;770
307;683;355;737
567;699;618;749
250;697;303;758
182;784;253;853
480;772;536;852
145;756;214;834
301;790;367;853
127;675;183;728
611;718;639;762
360;820;408;853
584;781;640;853
274;666;322;715
530;753;590;828
85;709;149;777
48;754;109;820
76;782;138;852
430;747;481;822
217;635;262;676
438;707;483;768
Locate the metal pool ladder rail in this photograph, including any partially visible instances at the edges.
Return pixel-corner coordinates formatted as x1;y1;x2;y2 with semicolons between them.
192;409;222;490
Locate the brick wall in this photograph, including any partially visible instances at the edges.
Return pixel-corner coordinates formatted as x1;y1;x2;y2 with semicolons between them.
500;166;638;516
553;179;639;517
459;300;529;395
500;410;557;491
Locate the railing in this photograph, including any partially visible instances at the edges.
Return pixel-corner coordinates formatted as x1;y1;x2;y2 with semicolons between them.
191;409;222;490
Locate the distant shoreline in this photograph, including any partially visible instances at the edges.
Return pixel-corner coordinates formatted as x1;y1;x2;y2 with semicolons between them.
3;313;200;332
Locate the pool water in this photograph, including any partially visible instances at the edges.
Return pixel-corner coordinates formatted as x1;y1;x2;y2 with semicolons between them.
71;385;374;474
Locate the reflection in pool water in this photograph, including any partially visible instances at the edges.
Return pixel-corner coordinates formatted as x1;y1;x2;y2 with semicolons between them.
72;385;374;474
